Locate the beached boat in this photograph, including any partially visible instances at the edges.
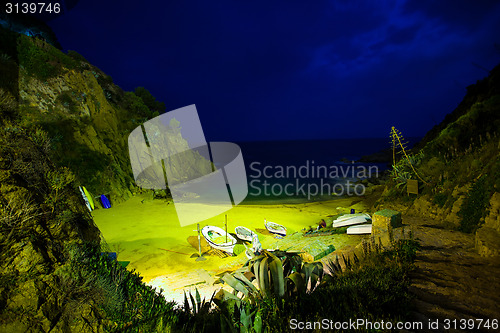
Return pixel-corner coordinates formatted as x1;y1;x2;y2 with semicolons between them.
346;224;372;235
235;226;255;242
264;220;287;237
332;215;370;228
201;226;237;255
335;213;371;222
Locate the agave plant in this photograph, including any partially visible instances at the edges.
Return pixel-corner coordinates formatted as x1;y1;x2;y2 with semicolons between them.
217;250;330;303
183;288;215;315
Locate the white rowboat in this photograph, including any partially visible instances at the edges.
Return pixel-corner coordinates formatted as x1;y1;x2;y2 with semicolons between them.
235;226;255;242
346;224;372;234
265;220;286;237
201;226;237;255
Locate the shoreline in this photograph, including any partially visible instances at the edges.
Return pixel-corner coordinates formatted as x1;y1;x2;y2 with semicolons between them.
92;193;373;305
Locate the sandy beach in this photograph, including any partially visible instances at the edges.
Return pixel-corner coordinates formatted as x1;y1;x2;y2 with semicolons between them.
92;193;371;305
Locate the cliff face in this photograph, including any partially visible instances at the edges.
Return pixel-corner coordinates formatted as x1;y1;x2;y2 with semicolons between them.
0;121;102;330
18;65;136;203
375;63;500;256
0;26;187;331
0;25;169;204
414;64;500;152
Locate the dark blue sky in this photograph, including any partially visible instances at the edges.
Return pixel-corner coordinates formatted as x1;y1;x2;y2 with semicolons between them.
47;0;500;142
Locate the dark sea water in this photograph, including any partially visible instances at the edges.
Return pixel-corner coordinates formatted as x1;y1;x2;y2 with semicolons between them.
235;137;420;204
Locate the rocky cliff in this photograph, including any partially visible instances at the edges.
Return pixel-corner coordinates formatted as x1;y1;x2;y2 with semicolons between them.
0;25;188;331
375;63;500;256
0;25;173;205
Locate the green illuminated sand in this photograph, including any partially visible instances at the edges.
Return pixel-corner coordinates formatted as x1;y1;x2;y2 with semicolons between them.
92;194;368;303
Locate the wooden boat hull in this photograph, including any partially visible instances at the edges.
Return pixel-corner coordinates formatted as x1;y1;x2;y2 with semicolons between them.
201;226;237;255
265;220;286;237
346;224;372;234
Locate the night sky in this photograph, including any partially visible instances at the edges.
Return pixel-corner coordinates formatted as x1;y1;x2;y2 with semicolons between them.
46;1;500;142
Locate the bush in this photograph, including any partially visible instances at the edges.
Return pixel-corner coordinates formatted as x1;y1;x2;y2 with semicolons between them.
433;192;448;208
67;50;89;63
64;245;180;331
56;91;79;114
134;86;166;114
17;35;77;81
458;176;490;233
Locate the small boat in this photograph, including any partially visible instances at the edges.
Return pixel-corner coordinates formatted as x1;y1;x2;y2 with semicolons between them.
100;194;112;209
235;226;255;242
265;220;287;237
201;226;237;255
79;186;93;212
332;215;370;228
335;213;371;222
346;224;372;235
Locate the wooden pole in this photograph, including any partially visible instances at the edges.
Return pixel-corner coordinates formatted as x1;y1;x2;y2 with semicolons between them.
197;223;201;256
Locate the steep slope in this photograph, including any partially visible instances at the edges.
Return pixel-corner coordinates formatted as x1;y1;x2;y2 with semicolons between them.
377;63;499;237
0;25;165;204
0;25;190;332
371;63;500;325
414;64;500;152
0;121;102;330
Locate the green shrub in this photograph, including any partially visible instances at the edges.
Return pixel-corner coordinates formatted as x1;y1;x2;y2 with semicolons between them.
65;244;179;331
458;176;490;233
67;50;89;63
433;192;448;208
134;86;165;114
56;91;79;114
123;91;151;118
17;35;77;81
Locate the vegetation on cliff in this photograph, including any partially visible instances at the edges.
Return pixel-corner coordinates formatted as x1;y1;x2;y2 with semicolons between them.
0;25;184;331
376;63;499;253
0;25;170;204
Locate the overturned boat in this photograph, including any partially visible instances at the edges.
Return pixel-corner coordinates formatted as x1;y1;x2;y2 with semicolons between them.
332;213;371;228
346;224;372;234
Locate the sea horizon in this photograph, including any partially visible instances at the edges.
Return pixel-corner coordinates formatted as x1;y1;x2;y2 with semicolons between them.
234;137;421;204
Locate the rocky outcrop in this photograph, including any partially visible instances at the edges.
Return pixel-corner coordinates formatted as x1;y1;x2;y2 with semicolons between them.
0;124;102;331
17;66;137;203
374;63;499;259
0;26;174;204
405;184;469;228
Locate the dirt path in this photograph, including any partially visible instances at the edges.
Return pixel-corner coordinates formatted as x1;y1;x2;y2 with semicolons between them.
404;215;500;332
